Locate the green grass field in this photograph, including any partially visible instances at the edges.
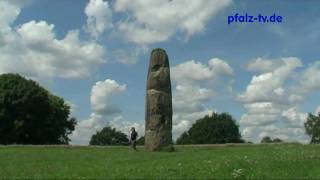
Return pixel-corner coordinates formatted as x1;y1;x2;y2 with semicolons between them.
0;144;319;179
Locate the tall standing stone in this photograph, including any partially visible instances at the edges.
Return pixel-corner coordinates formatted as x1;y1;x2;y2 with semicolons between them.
145;48;173;151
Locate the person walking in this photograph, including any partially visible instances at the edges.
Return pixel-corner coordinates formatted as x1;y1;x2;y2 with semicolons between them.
130;127;138;151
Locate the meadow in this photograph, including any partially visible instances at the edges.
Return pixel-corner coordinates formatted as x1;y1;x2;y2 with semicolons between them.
0;144;319;179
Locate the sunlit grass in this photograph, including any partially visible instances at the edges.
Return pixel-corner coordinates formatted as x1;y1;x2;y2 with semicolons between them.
0;144;319;179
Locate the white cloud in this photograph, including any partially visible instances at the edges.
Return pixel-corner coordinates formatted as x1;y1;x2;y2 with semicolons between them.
242;126;309;143
70;113;106;145
171;58;233;140
0;1;20;34
66;101;78;116
240;113;278;127
274;88;285;96
209;58;234;76
5;0;33;8
282;107;307;128
240;58;320;143
315;106;320;115
289;94;304;103
246;57;281;72
71;79;127;145
90;79;126;115
17;20;55;43
300;61;320;92
0;1;106;79
0;0;24;46
238;57;302;103
173;85;214;113
171;58;233;85
117;22;170;45
172;109;214;140
244;102;282;115
84;0;113;39
238;57;316;143
111;46;148;64
114;0;232;44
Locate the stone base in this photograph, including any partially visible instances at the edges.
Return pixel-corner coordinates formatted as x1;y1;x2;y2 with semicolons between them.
145;129;173;151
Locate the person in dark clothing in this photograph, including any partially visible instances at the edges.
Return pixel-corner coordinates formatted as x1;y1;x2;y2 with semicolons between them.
130;127;138;151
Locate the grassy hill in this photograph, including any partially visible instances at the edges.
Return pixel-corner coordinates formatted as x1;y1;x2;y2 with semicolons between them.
0;144;319;179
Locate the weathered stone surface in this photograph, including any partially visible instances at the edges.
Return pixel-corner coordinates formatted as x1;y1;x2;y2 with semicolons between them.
145;48;173;151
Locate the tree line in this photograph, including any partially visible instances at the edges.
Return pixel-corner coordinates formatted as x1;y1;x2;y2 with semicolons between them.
1;73;320;145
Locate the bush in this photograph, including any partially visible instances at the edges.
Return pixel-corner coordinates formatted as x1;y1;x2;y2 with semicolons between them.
176;113;243;144
90;126;129;145
260;136;283;143
273;138;283;143
260;136;273;143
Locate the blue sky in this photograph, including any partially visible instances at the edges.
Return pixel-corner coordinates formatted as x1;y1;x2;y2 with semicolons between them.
1;0;320;144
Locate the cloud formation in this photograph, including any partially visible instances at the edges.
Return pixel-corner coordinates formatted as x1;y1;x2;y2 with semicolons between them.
300;61;320;92
114;0;232;44
91;79;127;115
84;0;113;39
239;57;320;143
171;58;233;85
239;57;302;103
0;1;106;79
71;79;127;145
171;58;234;139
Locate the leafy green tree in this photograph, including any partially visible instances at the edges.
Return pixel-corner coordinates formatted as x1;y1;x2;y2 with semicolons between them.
176;132;190;144
272;138;283;143
260;136;283;143
176;113;243;144
90;126;129;145
260;136;272;143
304;113;320;143
0;73;76;144
136;136;144;145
